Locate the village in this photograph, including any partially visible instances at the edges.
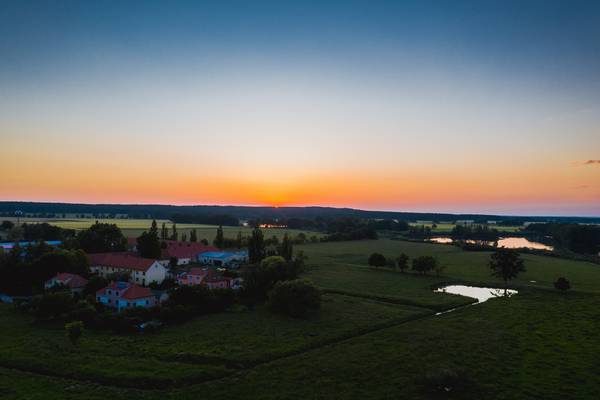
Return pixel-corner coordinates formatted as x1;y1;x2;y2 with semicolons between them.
45;238;248;312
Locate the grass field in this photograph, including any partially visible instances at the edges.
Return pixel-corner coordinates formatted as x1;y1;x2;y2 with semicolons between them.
2;238;600;399
0;217;322;241
409;222;522;233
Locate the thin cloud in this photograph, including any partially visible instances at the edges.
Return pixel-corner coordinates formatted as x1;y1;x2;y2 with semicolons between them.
583;160;600;165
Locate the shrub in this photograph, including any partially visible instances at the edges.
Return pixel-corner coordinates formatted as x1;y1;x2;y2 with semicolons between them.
65;320;84;345
554;277;571;291
267;279;321;318
368;253;387;268
412;256;439;275
31;292;75;320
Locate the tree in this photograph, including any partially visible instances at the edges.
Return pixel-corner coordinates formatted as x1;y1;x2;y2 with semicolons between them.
489;249;525;293
434;262;446;276
83;276;109;297
190;228;198;242
181;233;187;242
0;220;14;231
214;225;224;248
77;222;127;253
397;253;409;273
171;223;178;241
200;238;209;245
248;227;266;264
554;277;571;291
65;321;84;346
137;230;161;259
150;219;158;235
368;253;387;268
31;292;74;320
412;256;438;275
279;233;294;261
236;231;243;249
267;279;321;318
161;222;168;240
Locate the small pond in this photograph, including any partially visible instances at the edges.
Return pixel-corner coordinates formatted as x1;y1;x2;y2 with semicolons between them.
429;236;553;251
434;285;518;303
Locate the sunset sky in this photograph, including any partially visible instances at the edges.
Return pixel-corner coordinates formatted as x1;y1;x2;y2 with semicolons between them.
1;1;599;216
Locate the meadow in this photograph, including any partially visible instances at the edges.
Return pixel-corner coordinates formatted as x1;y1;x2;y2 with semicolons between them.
1;238;600;399
0;217;322;241
409;222;522;233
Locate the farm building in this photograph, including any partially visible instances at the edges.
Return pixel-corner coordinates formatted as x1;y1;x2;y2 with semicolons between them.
88;253;167;286
197;251;248;267
176;268;242;290
45;272;88;295
159;240;218;265
0;240;62;251
96;282;158;312
126;238;217;266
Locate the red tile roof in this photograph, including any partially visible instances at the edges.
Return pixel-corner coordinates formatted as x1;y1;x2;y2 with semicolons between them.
88;252;157;271
121;284;154;300
160;240;218;260
187;267;208;277
97;282;154;299
52;272;88;289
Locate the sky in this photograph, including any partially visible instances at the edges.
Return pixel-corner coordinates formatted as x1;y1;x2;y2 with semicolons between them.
0;0;599;216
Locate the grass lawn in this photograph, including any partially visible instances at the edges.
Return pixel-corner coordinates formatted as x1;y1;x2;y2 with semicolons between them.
0;293;429;389
2;238;600;399
299;239;600;296
3;290;599;400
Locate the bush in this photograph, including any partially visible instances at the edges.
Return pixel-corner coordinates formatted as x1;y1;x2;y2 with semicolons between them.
267;279;321;318
65;320;84;345
554;277;571;291
68;300;97;325
412;256;438;275
368;253;387;268
31;292;75;320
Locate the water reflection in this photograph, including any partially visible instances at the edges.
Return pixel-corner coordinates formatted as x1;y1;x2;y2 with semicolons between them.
434;285;518;303
429;236;553;251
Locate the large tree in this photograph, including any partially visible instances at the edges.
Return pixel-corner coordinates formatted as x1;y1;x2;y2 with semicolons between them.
248;227;266;264
489;248;525;293
137;230;162;259
77;222;126;253
214;225;224;248
279;233;293;261
412;256;438;275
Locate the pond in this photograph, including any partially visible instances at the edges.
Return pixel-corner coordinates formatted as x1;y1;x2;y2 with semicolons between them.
434;285;518;303
428;236;553;251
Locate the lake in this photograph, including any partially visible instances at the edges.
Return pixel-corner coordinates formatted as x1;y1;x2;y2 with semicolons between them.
429;236;553;251
434;285;518;303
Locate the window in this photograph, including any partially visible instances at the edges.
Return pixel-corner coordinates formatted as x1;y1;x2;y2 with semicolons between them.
108;290;111;295
145;300;149;305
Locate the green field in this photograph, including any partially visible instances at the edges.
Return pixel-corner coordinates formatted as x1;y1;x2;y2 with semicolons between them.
1;217;322;241
2;238;600;399
409;222;522;233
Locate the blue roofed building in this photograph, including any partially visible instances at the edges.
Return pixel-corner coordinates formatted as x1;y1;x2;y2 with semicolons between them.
197;251;248;268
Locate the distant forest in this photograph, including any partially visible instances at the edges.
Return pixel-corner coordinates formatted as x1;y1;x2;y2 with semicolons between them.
1;201;598;225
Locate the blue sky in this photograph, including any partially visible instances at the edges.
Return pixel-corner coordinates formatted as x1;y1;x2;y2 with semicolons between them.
1;1;599;215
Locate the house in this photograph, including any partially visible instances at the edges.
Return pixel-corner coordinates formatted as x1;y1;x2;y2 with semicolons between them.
197;251;248;268
176;268;241;290
177;267;208;286
126;238;218;266
204;270;235;290
96;281;158;311
88;253;167;286
159;240;218;266
45;272;88;295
